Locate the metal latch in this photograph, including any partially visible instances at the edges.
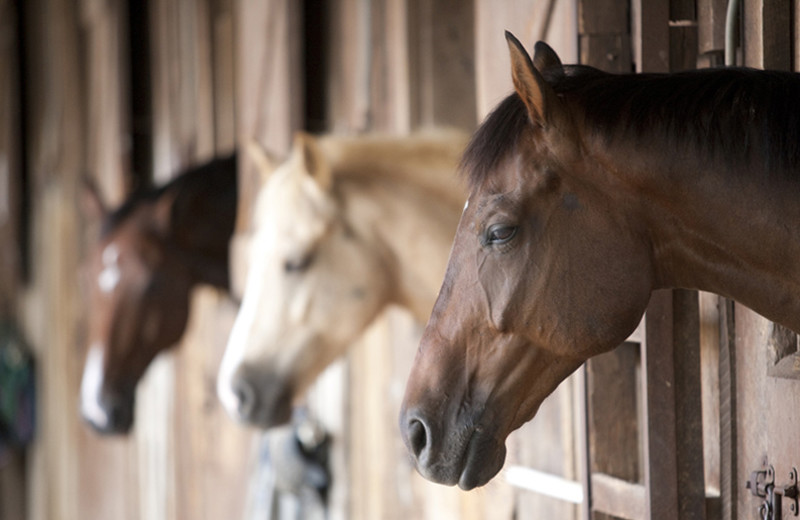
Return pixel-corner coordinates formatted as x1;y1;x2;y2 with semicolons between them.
746;463;798;519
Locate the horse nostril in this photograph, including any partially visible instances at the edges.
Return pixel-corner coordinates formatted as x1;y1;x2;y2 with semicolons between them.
407;418;429;459
232;376;257;420
106;399;133;433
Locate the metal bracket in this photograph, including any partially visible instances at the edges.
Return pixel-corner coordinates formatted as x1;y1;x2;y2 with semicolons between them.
746;463;798;519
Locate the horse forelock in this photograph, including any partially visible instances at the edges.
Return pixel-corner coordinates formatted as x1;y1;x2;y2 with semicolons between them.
461;94;531;191
463;65;800;189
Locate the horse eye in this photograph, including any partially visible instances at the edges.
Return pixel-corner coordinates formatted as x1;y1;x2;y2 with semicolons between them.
486;225;517;245
284;253;314;273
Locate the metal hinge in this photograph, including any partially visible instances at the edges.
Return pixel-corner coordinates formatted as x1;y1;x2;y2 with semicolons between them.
746;463;798;519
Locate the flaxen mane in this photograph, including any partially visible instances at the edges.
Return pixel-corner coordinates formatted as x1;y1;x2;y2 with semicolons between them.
463;65;800;189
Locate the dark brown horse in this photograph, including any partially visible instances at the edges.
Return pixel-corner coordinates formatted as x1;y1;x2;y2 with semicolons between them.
400;32;800;489
80;155;236;434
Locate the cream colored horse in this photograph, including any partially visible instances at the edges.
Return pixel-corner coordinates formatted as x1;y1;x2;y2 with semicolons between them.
217;131;468;427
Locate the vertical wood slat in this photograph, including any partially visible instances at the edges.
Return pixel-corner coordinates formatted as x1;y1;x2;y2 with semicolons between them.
0;2;25;518
407;0;476;132
578;0;631;73
698;0;728;55
744;0;794;70
642;290;705;520
235;0;302;228
718;298;737;520
20;1;86;520
0;0;22;310
631;0;670;72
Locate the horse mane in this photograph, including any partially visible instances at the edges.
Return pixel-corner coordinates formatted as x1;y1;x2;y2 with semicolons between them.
463;65;800;189
102;154;237;237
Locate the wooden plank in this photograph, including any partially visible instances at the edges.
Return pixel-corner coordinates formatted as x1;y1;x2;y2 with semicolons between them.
590;473;646;520
586;343;640;483
698;292;720;500
733;307;798;516
0;14;24;520
407;0;476;131
578;0;628;35
760;0;792;70
743;0;793;70
697;0;728;54
717;298;737;520
670;0;695;22
669;22;698;72
631;0;670;72
20;1;89;519
642;289;706;520
641;290;680;520
0;0;22;311
579;34;632;73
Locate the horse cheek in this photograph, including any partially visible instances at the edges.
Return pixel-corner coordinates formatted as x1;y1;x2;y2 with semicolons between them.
477;253;518;332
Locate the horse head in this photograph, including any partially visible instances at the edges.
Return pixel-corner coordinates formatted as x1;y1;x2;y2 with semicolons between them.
217;133;393;428
399;34;654;489
80;182;194;433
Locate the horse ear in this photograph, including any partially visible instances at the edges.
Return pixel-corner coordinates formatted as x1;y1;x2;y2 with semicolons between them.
150;187;178;237
505;31;558;128
532;41;564;78
291;132;331;190
80;177;108;224
245;139;280;185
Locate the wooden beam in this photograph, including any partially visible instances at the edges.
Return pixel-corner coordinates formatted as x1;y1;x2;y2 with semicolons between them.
631;0;669;72
590;473;646;520
642;290;706;520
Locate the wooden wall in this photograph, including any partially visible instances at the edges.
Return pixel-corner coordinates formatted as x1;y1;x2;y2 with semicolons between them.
4;1;800;520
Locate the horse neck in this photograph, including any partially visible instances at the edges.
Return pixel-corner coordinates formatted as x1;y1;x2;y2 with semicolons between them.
598;139;800;331
335;156;465;322
164;161;237;289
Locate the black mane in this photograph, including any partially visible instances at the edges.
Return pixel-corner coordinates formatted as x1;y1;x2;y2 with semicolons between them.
463;65;800;189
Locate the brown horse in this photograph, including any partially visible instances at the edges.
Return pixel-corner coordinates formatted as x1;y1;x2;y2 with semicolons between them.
80;155;236;434
400;32;800;489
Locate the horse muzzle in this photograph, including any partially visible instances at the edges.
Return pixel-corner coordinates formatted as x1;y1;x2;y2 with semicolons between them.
81;392;134;434
400;404;507;490
219;365;294;429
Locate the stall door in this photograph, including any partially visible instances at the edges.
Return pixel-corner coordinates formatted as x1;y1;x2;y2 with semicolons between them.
734;307;800;520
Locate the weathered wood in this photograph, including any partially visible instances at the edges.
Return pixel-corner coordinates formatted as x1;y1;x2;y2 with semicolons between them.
407;0;476;131
697;0;728;54
743;0;793;70
590;473;646;520
670;0;695;22
580;34;633;73
718;298;737;520
734;307;800;517
585;341;640;520
0;0;25;484
578;0;628;35
631;0;670;72
698;292;720;501
669;22;699;72
20;1;87;520
0;0;22;312
642;290;706;520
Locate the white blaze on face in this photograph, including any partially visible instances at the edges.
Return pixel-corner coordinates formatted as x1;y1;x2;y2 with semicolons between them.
463;198;470;213
80;343;109;429
98;243;121;293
